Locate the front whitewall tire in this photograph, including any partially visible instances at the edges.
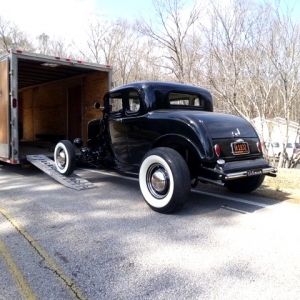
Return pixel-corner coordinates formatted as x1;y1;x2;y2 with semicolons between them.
54;140;76;176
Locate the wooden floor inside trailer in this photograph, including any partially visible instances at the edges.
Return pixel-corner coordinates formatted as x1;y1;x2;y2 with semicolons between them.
19;140;56;161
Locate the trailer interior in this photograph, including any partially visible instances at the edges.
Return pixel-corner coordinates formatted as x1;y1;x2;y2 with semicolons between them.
15;55;110;162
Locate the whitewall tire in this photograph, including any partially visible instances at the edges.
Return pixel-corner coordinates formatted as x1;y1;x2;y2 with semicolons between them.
54;140;76;176
139;147;190;213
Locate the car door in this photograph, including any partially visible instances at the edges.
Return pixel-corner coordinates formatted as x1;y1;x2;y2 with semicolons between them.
106;92;130;164
122;90;152;165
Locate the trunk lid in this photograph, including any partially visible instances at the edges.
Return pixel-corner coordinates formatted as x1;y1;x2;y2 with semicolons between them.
189;111;258;139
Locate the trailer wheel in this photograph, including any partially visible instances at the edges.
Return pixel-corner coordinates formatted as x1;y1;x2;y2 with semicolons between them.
225;174;265;193
54;140;76;176
139;147;190;214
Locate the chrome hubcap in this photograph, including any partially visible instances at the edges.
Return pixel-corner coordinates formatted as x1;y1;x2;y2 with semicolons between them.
146;164;169;199
151;169;167;192
56;149;66;169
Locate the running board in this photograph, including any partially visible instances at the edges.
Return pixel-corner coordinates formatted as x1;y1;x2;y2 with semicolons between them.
26;155;96;191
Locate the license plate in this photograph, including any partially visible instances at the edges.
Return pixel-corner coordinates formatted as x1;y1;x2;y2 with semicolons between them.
247;169;262;176
231;141;250;155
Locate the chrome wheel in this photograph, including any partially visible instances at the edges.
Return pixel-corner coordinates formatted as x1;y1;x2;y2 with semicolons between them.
146;164;170;199
56;147;67;171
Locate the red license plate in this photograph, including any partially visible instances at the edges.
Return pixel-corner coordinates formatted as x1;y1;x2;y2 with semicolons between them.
231;142;250;155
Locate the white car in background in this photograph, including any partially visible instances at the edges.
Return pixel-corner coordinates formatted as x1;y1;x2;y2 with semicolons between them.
267;142;282;158
286;143;300;159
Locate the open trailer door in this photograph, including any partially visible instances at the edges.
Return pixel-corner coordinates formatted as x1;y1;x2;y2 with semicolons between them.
0;58;10;160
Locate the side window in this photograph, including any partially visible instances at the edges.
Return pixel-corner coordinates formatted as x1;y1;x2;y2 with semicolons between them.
107;89;140;114
128;91;140;113
110;97;123;113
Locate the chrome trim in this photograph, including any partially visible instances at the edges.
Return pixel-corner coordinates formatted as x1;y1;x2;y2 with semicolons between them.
232;128;241;137
225;167;277;180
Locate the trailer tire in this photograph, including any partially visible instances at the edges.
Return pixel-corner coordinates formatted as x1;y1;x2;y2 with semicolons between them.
54;140;76;176
139;147;190;214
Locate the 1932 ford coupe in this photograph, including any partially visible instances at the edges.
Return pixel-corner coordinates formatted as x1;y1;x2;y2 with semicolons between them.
54;81;277;213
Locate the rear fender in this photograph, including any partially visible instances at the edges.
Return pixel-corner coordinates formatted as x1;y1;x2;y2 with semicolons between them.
155;134;212;158
151;134;205;177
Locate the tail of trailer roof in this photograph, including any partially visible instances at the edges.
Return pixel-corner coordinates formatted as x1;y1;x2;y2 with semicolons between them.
0;49;112;164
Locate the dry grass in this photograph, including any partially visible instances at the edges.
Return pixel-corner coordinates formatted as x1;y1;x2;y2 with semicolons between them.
258;168;300;203
200;168;300;203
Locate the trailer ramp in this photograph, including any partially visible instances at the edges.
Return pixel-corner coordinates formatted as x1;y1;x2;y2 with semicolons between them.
26;155;95;191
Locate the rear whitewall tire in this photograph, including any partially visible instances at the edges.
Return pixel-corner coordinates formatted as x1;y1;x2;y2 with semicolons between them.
139;155;174;208
139;147;190;213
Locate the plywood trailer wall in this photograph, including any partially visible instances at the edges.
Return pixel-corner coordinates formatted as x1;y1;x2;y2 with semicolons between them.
19;71;109;145
82;71;108;143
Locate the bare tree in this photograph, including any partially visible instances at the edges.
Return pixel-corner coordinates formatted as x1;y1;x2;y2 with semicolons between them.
36;33;50;55
0;16;34;54
198;0;300;168
78;17;163;86
36;33;73;57
76;18;130;85
199;0;266;119
128;37;171;82
264;8;300;167
135;0;202;83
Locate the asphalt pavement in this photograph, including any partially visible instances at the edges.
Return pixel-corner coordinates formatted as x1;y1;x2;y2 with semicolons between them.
1;162;300;300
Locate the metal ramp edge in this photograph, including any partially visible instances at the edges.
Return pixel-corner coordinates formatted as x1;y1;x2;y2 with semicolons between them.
26;154;96;191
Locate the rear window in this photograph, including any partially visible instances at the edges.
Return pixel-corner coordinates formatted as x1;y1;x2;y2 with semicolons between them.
168;92;204;109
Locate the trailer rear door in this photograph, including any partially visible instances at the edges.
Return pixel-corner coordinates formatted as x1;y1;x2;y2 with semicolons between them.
0;58;10;159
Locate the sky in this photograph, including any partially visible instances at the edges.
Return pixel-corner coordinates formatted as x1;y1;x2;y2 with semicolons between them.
1;0;299;47
0;0;153;45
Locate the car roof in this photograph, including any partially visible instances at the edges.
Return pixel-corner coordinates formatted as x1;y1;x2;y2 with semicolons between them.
108;81;213;112
110;81;211;96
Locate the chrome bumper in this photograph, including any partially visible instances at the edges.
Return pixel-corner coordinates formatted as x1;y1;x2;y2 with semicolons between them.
224;166;277;180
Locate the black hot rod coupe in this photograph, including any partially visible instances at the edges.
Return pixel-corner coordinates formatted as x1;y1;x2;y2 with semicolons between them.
54;81;277;213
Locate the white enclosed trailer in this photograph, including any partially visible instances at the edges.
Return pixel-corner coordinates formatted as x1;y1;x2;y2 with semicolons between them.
0;50;112;165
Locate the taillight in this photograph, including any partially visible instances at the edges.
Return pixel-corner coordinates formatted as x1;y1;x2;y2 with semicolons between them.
214;144;221;157
256;142;262;153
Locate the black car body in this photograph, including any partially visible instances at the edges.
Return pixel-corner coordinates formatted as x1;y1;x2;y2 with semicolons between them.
54;81;277;213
